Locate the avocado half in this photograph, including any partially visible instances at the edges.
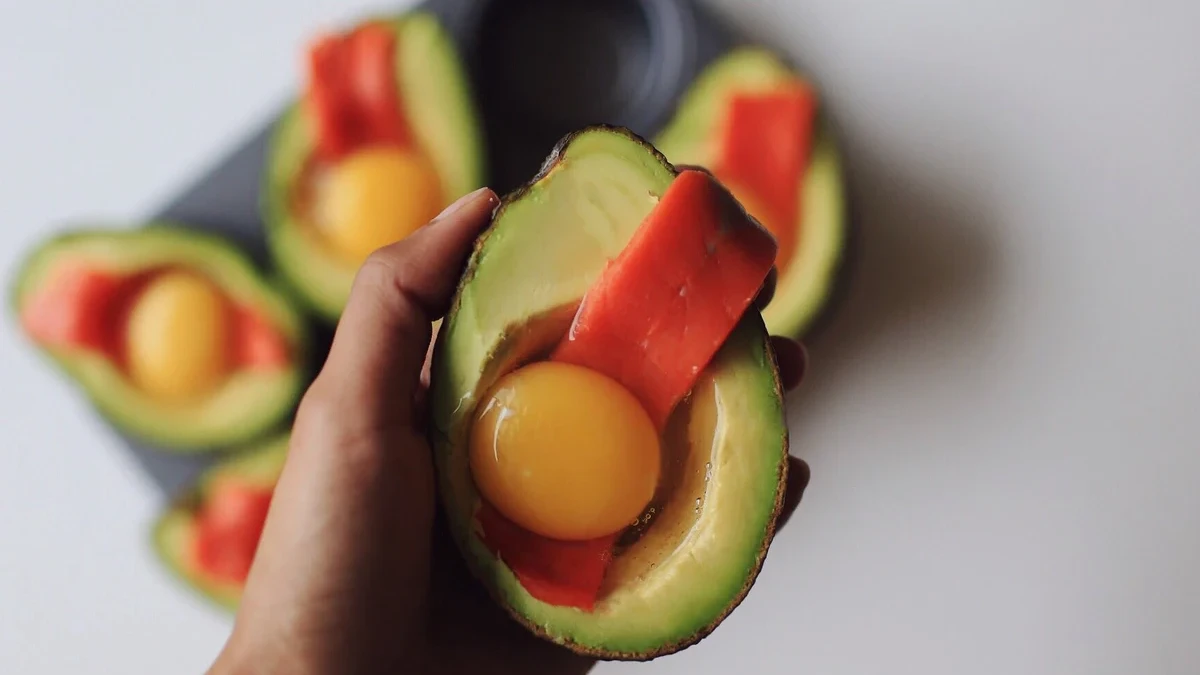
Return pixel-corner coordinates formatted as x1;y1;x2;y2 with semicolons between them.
429;126;789;659
655;46;848;338
263;10;486;321
10;226;308;451
153;432;289;610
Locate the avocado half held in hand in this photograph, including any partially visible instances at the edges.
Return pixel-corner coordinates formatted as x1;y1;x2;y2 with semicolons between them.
153;433;288;609
11;227;307;451
263;10;485;321
656;46;848;338
429;127;789;660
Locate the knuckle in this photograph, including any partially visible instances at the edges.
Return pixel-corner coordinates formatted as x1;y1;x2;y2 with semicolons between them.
293;377;338;434
356;248;402;291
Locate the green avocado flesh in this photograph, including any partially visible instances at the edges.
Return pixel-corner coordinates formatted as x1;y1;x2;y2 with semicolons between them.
10;226;307;451
153;433;288;610
655;47;847;338
264;10;485;321
429;127;788;659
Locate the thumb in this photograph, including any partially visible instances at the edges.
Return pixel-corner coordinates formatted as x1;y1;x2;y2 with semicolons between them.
316;187;498;421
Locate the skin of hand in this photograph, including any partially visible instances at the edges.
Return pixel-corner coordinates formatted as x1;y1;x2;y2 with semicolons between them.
208;187;812;675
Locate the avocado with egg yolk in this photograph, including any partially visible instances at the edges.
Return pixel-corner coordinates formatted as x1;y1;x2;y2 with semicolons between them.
11;226;307;451
263;11;485;321
655;46;848;338
429;126;788;659
153;432;288;609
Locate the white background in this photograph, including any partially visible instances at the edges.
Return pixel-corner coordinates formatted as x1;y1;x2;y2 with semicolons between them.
2;0;1198;673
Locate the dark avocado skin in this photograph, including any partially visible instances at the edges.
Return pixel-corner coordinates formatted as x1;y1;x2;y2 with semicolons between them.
429;125;790;661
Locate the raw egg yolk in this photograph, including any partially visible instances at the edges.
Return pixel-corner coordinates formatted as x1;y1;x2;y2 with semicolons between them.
315;146;443;265
125;271;230;402
469;361;661;541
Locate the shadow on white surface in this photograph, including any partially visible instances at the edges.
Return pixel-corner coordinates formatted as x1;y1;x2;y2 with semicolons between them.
789;139;1004;460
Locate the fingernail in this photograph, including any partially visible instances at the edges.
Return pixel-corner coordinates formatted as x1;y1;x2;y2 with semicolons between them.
433;187;495;224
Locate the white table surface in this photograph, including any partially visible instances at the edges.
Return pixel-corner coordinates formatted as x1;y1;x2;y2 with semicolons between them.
2;0;1198;673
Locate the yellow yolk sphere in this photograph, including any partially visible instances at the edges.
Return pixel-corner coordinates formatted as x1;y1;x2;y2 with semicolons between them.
315;146;444;265
469;361;662;541
125;271;230;402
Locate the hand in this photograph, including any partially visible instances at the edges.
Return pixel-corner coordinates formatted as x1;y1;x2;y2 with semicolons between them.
208;187;812;675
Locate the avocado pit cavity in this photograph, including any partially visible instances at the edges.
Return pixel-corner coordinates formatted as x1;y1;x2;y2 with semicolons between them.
21;260;290;404
297;20;444;267
469;361;661;543
265;11;485;321
466;313;723;613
